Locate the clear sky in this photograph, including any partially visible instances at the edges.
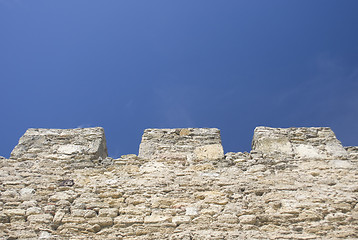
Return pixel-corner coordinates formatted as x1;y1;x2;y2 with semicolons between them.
1;0;357;158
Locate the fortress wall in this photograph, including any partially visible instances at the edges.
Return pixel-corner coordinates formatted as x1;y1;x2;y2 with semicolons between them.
0;126;357;239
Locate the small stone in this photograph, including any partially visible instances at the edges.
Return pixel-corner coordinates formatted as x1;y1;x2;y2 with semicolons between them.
84;210;97;218
185;207;199;216
217;214;239;224
26;207;42;216
88;217;113;227
98;208;118;218
114;215;144;226
19;188;35;196
144;215;171;224
49;191;76;203
39;231;52;239
53;211;65;224
172;216;191;225
239;215;257;225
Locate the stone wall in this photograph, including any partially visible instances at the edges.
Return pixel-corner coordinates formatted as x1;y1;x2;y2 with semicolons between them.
0;126;357;239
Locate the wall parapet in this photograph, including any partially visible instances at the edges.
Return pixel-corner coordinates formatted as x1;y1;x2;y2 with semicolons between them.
0;126;357;239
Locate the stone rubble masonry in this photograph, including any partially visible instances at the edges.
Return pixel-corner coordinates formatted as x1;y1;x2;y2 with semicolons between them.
10;127;108;161
252;126;348;159
138;128;224;161
0;126;357;239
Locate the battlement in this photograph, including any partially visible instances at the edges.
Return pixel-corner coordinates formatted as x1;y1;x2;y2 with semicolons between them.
9;126;350;161
138;128;224;161
1;126;357;239
10;127;108;161
251;126;348;159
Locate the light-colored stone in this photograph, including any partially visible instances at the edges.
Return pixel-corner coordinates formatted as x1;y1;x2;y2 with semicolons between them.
172;215;191;225
114;215;144;226
49;191;77;202
27;214;53;224
26;207;42;216
88;217;113;227
53;211;65;224
98;208;118;218
217;214;239;224
194;144;224;161
4;209;26;216
144;214;171;224
185;207;199;216
239;215;257;225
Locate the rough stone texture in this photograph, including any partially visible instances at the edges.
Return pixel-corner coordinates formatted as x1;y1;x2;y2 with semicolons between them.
252;126;348;159
10;127;108;161
138;128;224;161
345;146;358;160
0;126;357;239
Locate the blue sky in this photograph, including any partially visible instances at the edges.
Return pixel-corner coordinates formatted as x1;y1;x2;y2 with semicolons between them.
1;0;357;158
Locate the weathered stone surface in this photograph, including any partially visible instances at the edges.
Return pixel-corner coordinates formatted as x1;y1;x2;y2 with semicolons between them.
345;146;358;160
27;214;53;224
138;128;224;161
0;126;356;239
252;126;348;159
10;127;107;161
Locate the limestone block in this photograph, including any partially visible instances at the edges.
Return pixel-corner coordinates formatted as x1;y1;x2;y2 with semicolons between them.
172;216;191;225
217;214;239;224
251;127;347;159
4;209;26;217
88;217;113;227
239;215;257;225
53;211;65;224
27;214;53;224
71;209;96;218
144;214;171;224
61;216;86;224
49;191;77;203
10;127;108;161
138;128;224;161
113;215;144;226
185;207;199;216
98;208;118;218
26;207;42;216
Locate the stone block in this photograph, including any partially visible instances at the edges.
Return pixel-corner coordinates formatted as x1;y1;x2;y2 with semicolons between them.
10;127;108;161
172;216;191;225
27;214;53;224
144;214;171;224
88;217;113;227
113;215;144;226
138;128;224;161
98;208;118;218
239;214;257;225
251;127;347;159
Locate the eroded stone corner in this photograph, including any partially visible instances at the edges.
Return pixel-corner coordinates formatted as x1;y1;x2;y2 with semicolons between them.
10;127;108;161
251;126;348;159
